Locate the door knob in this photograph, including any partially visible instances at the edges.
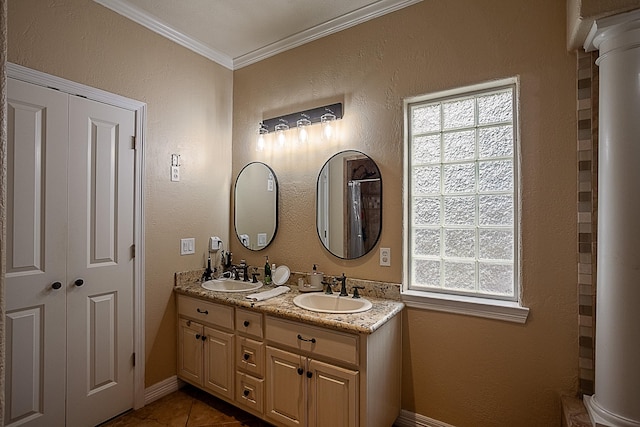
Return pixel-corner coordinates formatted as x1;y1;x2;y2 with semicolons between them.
74;278;84;287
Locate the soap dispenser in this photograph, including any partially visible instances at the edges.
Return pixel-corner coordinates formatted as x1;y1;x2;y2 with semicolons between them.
307;264;323;291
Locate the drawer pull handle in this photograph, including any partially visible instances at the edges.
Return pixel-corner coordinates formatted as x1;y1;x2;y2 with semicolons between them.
243;320;250;327
196;308;209;315
297;367;304;375
306;371;313;379
243;389;250;397
243;353;250;361
297;334;316;344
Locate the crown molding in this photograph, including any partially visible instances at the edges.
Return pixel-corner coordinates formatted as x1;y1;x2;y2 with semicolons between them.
92;0;234;70
93;0;422;70
233;0;423;69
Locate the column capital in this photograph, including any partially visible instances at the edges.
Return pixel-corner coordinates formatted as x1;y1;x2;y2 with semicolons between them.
584;8;640;53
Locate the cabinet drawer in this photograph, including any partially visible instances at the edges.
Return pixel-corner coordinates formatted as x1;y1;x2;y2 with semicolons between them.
265;316;359;366
177;295;233;330
236;372;264;415
236;336;265;377
235;308;263;339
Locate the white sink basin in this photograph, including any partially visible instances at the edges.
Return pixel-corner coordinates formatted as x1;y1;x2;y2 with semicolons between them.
201;278;263;293
293;293;372;314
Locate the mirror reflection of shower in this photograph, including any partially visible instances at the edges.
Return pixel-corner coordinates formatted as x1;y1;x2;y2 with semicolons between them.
317;150;382;259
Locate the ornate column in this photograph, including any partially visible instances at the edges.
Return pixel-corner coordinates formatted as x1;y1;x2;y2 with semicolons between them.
583;8;640;427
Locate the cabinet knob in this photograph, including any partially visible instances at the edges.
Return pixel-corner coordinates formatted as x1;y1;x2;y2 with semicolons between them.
306;371;313;379
243;353;250;361
195;334;201;340
243;389;250;397
51;281;62;290
243;320;250;327
297;367;304;376
201;335;207;341
74;278;84;287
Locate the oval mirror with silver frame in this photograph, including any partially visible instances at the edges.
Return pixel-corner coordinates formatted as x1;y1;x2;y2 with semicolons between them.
316;150;382;259
234;162;278;250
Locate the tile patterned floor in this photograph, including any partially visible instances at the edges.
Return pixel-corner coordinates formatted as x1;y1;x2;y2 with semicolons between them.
100;385;272;427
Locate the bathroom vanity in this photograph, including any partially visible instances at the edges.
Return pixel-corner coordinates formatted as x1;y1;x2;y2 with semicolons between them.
174;275;403;427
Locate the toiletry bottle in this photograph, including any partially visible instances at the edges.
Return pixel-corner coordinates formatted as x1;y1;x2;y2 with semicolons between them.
309;264;323;290
264;256;272;285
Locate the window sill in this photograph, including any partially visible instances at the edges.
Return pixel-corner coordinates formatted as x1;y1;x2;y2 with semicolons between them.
401;290;529;324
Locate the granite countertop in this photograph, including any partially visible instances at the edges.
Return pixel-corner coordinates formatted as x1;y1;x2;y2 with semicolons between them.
174;274;404;335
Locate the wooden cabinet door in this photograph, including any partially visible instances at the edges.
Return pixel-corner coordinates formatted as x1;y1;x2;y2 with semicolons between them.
178;319;203;386
308;359;359;427
266;346;305;427
203;326;235;400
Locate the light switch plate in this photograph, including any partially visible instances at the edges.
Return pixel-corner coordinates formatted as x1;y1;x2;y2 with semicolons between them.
180;238;195;255
380;247;391;266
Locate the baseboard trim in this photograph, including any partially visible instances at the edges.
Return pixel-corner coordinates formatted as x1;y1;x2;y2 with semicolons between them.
395;409;457;427
144;376;185;405
143;382;456;427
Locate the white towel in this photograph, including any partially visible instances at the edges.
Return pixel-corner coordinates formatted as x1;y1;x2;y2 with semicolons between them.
246;286;290;302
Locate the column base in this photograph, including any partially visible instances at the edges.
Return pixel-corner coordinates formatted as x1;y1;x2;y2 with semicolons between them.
584;395;640;427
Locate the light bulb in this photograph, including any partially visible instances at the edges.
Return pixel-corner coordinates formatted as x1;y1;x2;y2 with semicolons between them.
275;121;289;147
297;115;311;144
321;111;336;141
256;123;268;152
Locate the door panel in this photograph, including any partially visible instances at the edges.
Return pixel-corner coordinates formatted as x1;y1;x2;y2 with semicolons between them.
178;319;204;386
308;359;358;427
266;346;305;427
204;327;234;400
5;307;44;425
5;79;68;427
66;95;136;427
88;292;118;393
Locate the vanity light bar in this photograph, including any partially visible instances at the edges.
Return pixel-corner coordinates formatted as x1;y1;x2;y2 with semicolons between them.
261;102;343;133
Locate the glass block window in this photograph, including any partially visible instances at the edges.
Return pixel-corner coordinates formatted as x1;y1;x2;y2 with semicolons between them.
405;80;519;300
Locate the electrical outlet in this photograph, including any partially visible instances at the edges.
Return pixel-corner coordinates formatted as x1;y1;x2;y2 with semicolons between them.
180;238;195;255
209;236;221;252
380;247;391;266
171;166;180;182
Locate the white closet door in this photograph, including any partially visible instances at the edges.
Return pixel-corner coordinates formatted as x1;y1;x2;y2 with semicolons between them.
65;95;136;427
5;78;69;427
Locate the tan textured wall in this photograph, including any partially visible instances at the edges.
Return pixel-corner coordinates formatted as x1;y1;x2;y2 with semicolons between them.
7;0;234;387
232;1;578;426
